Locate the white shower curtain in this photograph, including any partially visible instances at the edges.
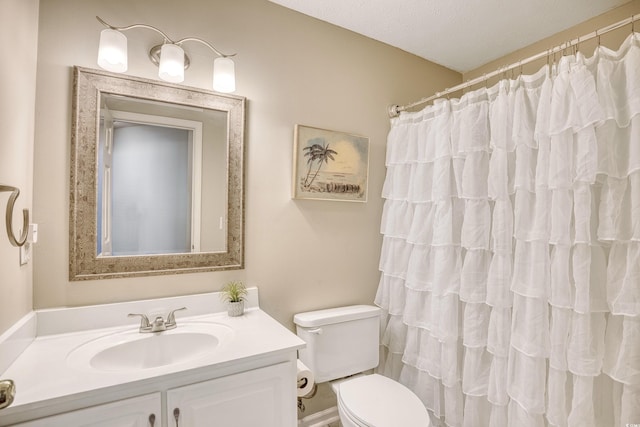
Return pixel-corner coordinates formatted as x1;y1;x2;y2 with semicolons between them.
376;32;640;427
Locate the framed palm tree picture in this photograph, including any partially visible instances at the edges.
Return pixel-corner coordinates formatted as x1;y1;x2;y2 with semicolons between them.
292;124;369;202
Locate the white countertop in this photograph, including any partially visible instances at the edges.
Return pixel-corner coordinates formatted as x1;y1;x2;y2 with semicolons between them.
0;290;305;424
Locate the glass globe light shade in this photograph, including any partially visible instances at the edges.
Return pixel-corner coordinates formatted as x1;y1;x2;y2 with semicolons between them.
158;44;185;83
97;29;128;73
213;57;236;93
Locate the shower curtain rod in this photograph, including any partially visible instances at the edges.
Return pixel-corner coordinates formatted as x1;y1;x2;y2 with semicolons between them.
388;12;640;118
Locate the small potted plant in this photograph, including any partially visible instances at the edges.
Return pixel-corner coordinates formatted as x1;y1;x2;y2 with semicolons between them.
220;281;248;317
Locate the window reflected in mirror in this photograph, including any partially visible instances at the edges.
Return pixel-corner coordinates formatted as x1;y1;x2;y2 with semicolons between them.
97;94;228;256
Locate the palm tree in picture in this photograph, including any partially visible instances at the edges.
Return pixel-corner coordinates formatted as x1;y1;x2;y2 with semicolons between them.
302;140;338;190
302;139;325;187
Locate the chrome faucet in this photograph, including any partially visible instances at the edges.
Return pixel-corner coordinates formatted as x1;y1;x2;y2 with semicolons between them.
128;307;187;333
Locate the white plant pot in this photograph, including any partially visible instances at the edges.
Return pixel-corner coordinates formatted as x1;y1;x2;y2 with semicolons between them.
227;301;244;317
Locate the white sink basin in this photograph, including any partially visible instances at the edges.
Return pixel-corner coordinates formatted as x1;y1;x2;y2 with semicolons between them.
67;322;233;372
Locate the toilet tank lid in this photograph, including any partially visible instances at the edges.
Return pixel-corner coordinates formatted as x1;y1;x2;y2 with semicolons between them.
294;305;380;328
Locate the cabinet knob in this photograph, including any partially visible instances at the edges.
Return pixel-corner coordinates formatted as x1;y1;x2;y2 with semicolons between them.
173;407;180;427
0;380;16;410
148;413;156;427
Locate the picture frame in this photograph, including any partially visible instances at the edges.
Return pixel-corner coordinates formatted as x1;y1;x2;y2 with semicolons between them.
292;124;369;202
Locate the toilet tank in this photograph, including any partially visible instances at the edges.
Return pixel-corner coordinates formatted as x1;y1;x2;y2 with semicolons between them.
294;305;380;383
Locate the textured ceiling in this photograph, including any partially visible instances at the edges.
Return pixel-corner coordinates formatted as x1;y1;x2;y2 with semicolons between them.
268;0;630;72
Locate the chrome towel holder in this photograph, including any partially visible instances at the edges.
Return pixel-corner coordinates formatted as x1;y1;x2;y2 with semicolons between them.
0;185;29;247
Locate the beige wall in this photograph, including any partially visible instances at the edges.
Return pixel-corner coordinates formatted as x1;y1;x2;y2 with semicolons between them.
0;0;38;335
31;0;460;330
7;0;637;415
464;0;640;83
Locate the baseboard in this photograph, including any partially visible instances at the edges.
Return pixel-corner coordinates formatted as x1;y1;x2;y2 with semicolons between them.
298;406;340;427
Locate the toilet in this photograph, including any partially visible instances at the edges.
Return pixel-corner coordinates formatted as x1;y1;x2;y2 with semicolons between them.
294;305;431;427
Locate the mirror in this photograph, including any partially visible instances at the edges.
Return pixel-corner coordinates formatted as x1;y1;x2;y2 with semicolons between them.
98;94;228;255
70;67;245;280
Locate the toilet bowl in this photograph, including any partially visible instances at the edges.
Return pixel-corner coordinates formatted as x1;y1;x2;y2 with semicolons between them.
294;305;430;427
333;374;431;427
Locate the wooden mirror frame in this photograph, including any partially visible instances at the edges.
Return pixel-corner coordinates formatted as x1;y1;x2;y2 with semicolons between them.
70;67;245;280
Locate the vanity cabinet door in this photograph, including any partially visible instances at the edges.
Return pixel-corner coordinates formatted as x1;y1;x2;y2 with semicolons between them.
12;393;161;427
166;361;296;427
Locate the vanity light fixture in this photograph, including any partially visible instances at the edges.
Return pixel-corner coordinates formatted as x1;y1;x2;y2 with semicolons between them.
96;16;236;93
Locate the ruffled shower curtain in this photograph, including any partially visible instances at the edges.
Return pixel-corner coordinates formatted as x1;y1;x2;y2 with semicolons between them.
375;32;640;427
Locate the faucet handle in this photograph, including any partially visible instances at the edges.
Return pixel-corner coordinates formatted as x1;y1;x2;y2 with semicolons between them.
128;313;151;330
166;307;187;326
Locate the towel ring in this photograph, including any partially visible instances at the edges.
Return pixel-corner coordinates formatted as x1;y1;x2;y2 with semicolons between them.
0;185;29;247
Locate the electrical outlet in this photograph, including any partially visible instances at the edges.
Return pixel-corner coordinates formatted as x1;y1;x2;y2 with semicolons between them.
20;242;31;266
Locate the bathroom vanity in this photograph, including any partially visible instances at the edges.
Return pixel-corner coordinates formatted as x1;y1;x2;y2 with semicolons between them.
0;289;305;426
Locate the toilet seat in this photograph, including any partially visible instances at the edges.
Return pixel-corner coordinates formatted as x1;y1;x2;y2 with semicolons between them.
337;374;430;427
337;398;369;427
